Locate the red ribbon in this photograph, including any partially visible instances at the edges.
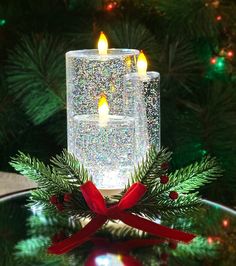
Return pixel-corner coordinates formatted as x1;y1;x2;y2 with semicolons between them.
48;181;195;254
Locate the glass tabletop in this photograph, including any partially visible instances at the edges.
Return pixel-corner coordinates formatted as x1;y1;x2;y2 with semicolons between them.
0;191;236;266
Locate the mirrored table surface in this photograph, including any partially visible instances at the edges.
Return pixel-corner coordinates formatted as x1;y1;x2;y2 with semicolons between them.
1;191;236;266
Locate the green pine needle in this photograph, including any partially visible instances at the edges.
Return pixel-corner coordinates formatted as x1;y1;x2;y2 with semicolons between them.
10;146;221;220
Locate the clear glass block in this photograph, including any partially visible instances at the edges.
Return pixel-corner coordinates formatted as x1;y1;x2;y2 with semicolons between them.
66;49;149;190
124;72;160;150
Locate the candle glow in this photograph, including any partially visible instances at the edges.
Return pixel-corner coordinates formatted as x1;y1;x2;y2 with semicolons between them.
98;32;108;55
137;51;147;75
98;93;109;127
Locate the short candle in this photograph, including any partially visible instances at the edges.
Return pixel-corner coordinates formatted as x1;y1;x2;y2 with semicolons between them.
124;51;160;150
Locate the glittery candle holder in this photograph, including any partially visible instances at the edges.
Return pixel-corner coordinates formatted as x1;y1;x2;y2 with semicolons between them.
66;49;148;193
124;72;160;150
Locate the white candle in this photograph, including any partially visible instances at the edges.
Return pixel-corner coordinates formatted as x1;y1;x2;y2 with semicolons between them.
71;113;136;191
124;51;160;150
66;38;142;194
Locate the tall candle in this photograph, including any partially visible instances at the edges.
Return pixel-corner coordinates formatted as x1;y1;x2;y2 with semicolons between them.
66;35;147;193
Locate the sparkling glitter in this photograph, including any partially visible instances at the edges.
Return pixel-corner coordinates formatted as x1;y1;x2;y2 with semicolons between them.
66;49;149;189
124;72;160;150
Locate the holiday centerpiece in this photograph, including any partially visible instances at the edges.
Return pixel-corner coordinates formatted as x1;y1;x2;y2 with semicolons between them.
11;32;221;256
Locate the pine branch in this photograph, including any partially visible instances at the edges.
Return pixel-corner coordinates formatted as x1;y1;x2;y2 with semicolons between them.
129;152;221;219
130;147;172;186
10;152;73;194
173;236;219;259
165;156;222;194
6;35;65;125
50;149;90;185
15;236;50;258
104;18;159;67
132;193;200;220
10;146;220;221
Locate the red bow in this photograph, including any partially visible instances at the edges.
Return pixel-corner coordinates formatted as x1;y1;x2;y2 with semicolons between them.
48;181;195;254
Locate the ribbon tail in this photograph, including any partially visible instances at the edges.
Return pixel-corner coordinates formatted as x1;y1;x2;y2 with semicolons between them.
120;212;196;243
48;215;107;255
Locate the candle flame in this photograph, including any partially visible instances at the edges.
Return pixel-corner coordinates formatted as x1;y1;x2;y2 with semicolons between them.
137;50;147;75
98;93;109;127
98;32;108;55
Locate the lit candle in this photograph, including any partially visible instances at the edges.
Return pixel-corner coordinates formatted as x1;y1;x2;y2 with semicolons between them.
98;93;109;127
98;31;108;55
124;50;160;150
66;39;141;194
137;50;148;76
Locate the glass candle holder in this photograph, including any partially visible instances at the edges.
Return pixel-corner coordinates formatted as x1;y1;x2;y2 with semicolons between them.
124;72;160;150
66;49;147;192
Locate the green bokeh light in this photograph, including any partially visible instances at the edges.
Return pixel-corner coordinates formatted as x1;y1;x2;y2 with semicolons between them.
216;57;224;68
0;19;6;26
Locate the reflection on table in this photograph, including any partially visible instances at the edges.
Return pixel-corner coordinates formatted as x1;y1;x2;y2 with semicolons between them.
0;192;236;266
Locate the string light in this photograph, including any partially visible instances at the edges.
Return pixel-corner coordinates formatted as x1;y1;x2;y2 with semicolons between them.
210;57;217;64
0;19;6;26
216;57;224;68
105;1;118;11
216;15;222;21
210;56;225;69
207;236;221;244
222;219;229;228
207;237;213;244
227;50;234;58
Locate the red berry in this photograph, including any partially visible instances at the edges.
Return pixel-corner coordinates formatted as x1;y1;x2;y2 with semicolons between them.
50;195;58;205
160;175;169;184
169;191;179;200
161;162;169;170
64;193;72;202
56;203;64;211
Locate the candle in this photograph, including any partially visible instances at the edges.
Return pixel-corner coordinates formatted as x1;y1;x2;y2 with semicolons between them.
70;107;137;192
66;34;145;194
124;51;160;150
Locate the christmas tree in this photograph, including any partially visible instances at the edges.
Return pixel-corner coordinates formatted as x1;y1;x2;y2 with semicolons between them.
1;0;236;205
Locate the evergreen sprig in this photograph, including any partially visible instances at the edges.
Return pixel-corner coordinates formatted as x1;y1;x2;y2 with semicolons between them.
115;147;221;219
10;146;221;221
50;149;91;185
130;147;172;186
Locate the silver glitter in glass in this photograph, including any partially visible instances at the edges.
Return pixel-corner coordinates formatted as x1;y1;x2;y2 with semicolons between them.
124;72;160;150
66;49;150;189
